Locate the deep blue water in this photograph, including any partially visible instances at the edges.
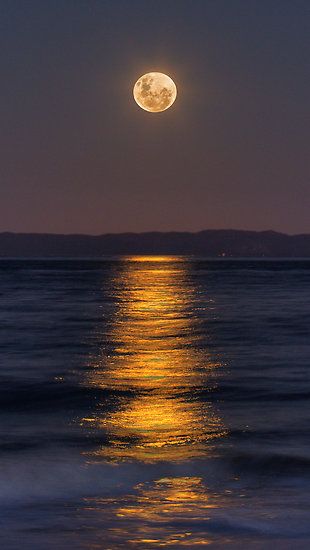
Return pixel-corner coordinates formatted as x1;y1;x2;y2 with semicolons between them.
0;257;310;549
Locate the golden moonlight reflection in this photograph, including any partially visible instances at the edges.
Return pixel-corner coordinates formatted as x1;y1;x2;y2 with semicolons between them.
85;476;219;547
82;256;227;463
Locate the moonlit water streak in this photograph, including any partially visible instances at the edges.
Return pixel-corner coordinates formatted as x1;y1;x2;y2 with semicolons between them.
80;256;226;547
82;256;226;463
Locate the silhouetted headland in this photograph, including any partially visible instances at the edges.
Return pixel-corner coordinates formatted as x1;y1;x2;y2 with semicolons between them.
0;230;310;257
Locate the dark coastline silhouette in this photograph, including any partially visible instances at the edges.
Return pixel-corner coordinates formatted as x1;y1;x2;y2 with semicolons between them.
0;229;310;257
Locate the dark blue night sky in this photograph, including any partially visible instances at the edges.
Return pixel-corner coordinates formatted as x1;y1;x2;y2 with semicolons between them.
1;0;309;234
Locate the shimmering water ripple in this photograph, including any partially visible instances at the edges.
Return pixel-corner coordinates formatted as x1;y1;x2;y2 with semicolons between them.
83;256;226;463
1;257;310;549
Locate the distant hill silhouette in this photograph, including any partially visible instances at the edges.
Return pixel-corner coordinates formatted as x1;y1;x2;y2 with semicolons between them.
0;230;310;257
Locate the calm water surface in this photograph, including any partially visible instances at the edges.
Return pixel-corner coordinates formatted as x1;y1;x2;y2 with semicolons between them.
0;257;310;549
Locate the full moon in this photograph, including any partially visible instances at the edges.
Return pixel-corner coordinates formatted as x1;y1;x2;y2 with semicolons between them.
133;72;177;113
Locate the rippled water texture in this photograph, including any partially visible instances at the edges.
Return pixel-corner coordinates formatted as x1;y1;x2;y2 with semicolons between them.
1;257;310;549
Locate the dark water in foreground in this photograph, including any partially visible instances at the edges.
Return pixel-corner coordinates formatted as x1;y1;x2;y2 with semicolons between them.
0;257;310;549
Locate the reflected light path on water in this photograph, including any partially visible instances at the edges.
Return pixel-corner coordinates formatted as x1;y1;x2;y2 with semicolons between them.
84;476;220;548
81;257;227;547
83;256;226;462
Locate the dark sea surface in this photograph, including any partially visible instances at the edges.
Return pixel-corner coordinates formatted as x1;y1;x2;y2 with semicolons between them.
0;257;310;549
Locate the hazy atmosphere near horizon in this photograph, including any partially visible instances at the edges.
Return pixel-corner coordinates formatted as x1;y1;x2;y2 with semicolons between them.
1;0;309;235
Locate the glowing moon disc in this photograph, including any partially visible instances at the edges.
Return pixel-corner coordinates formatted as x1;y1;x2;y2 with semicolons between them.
133;72;177;113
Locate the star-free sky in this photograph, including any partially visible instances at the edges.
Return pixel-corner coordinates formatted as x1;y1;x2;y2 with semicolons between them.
1;0;309;234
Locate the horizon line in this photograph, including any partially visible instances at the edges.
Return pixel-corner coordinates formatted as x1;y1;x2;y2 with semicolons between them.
1;228;310;238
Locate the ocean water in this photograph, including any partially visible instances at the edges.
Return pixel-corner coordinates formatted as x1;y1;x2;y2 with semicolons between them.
0;257;310;549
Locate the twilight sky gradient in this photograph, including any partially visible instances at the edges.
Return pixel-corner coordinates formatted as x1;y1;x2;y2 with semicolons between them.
1;0;309;234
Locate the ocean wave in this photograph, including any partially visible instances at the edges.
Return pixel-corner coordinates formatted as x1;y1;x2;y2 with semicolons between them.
229;451;310;476
0;455;145;505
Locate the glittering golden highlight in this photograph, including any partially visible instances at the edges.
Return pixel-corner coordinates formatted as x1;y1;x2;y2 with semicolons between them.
82;256;226;463
85;477;218;547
